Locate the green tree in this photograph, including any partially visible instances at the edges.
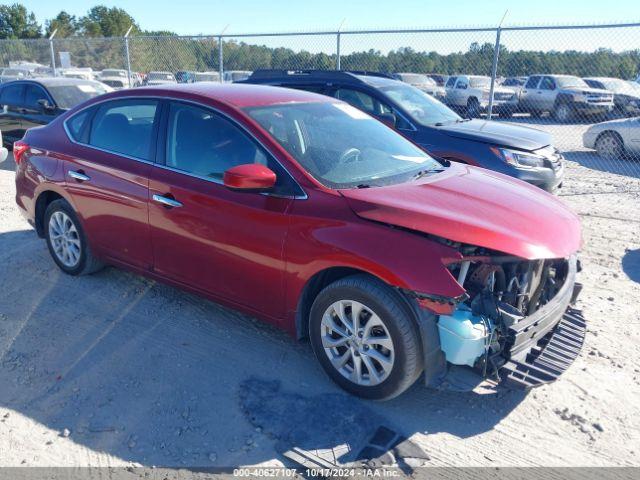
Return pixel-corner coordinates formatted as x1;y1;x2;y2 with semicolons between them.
45;11;78;38
79;5;139;37
0;3;41;39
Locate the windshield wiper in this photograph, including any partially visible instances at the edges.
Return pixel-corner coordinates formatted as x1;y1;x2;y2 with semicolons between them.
412;168;445;180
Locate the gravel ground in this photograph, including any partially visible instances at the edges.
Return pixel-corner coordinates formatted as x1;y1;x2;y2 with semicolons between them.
0;123;639;471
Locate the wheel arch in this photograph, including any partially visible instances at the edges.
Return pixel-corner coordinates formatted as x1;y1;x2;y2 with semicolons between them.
595;129;625;148
295;266;383;340
34;189;67;237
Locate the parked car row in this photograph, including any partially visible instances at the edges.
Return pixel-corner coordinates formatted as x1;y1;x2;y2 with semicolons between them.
388;71;640;123
11;81;584;399
1;63;251;90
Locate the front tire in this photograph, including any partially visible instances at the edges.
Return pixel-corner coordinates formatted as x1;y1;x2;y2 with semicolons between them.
309;275;423;400
44;199;104;275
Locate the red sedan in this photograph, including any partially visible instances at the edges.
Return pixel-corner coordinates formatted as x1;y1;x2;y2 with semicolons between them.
14;84;584;399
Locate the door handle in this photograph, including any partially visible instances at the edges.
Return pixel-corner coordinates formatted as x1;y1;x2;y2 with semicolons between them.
68;170;91;182
152;194;183;208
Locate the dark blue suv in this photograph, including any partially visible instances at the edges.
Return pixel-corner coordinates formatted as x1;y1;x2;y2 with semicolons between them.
241;70;565;192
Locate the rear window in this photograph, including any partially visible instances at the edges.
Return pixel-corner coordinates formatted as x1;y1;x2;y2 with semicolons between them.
47;82;110;109
66;108;94;142
525;76;540;89
88;99;158;160
0;84;24;106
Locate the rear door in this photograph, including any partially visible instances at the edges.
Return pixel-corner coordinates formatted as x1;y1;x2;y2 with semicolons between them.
0;82;25;142
63;98;159;268
148;100;298;319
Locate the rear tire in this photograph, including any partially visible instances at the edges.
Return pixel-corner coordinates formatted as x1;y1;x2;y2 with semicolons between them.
467;97;481;118
553;102;573;123
44;199;104;276
309;274;423;400
595;132;625;160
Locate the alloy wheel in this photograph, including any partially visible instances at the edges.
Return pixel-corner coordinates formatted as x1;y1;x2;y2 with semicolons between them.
596;134;623;159
48;211;81;268
320;299;395;386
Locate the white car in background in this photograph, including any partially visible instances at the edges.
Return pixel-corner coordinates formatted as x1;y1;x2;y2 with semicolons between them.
194;71;221;82
145;71;177;85
99;69;132;89
223;70;252;83
0;129;8;163
583;117;640;159
0;67;32;83
393;73;446;101
444;74;518;117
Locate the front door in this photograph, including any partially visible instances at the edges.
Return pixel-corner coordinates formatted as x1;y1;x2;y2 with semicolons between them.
148;100;298;319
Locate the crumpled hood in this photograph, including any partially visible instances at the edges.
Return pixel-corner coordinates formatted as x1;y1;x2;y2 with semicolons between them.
339;163;581;260
437;119;551;151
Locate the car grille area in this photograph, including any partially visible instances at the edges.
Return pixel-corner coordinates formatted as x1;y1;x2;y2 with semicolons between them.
500;306;586;388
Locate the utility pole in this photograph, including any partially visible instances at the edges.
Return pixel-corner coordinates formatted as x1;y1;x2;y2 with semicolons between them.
49;29;58;76
487;10;509;120
124;25;133;88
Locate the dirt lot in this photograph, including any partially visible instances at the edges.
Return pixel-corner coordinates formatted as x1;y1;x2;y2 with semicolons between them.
0;122;639;470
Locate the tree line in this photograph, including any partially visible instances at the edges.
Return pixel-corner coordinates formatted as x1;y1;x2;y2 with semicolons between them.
1;3;639;79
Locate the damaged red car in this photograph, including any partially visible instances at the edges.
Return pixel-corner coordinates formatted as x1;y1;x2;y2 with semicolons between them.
14;84;585;399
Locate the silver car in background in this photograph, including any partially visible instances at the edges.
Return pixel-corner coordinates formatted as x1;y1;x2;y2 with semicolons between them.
393;73;446;101
583;117;640;159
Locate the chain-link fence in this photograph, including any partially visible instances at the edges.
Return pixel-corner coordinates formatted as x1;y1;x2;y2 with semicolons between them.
2;22;640;187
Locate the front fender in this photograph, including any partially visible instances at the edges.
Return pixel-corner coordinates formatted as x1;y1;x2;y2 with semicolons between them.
284;206;466;324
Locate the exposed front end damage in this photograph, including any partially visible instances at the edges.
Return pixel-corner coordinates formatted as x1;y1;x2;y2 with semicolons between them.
412;243;585;389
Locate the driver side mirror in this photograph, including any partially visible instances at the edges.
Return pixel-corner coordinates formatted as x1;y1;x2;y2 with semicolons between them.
37;98;54;113
223;164;276;191
378;112;396;129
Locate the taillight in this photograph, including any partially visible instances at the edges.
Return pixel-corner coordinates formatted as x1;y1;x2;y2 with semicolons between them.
13;141;29;165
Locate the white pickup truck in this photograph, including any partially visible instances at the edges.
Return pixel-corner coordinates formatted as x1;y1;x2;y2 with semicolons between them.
445;75;518;117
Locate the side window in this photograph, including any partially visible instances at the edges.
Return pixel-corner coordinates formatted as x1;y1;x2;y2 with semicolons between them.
89;100;158;160
456;79;468;89
66;107;94;143
525;76;540;89
0;84;25;106
165;102;299;195
445;76;457;88
334;88;376;115
24;85;50;109
540;77;555;90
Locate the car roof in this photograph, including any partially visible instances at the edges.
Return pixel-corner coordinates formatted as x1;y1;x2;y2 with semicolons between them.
125;83;336;108
0;77;103;87
244;69;402;89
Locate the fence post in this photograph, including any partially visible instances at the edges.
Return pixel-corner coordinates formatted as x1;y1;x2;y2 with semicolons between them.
48;29;57;76
336;32;341;70
124;26;133;88
487;26;502;120
218;35;224;82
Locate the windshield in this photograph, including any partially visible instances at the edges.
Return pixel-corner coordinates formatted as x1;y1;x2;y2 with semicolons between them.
48;82;111;109
380;83;461;126
149;72;174;80
469;77;491;88
555;76;589;88
600;79;634;93
399;74;435;86
2;69;26;76
245;102;443;189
